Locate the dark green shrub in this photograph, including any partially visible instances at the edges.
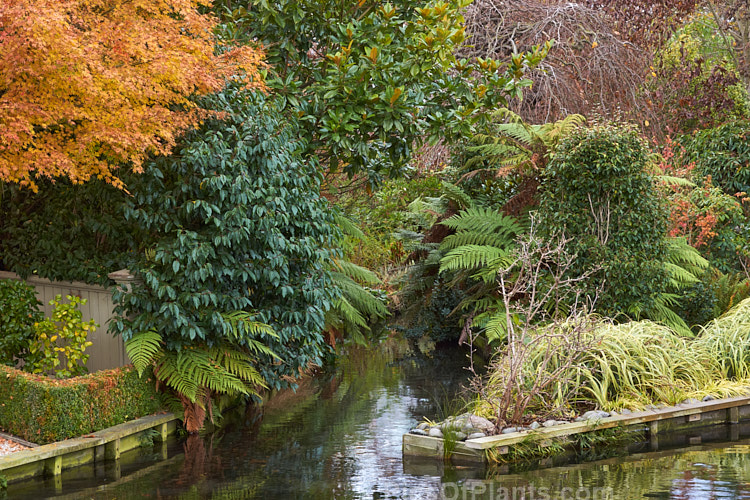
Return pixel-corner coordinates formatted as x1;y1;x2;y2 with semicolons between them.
673;272;719;331
681;120;750;199
111;89;339;391
0;365;162;444
398;277;467;343
0;279;42;366
538;123;670;320
0;179;132;286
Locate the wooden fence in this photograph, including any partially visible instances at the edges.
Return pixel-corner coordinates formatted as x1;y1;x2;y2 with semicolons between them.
0;271;129;372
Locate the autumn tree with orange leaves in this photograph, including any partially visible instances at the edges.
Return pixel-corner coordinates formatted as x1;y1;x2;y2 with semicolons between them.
0;0;264;190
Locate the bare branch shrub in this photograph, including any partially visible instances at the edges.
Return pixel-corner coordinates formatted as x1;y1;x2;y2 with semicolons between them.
460;0;649;123
469;220;603;428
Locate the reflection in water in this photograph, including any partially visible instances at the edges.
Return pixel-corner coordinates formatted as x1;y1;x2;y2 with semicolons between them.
7;341;750;499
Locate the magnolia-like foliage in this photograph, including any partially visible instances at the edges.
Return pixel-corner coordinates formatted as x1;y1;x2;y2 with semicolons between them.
0;0;265;190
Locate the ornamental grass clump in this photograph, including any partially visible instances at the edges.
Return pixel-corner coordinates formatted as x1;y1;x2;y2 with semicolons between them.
695;298;750;380
577;321;730;410
475;297;750;424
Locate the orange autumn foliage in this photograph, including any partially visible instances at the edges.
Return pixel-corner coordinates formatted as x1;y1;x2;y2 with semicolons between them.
0;0;265;190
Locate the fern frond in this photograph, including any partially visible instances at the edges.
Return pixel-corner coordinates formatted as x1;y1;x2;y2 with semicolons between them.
440;181;472;209
649;298;693;337
222;311;278;343
664;262;700;288
483;310;510;344
666;237;709;275
329;271;389;319
440;245;513;275
125;330;163;376
393;229;424;243
407;197;447;217
332;259;380;285
209;346;267;390
333;212;365;240
440;207;522;237
332;296;369;329
243;338;280;359
156;351;201;402
536;114;585;149
494;122;535;147
441;231;517;251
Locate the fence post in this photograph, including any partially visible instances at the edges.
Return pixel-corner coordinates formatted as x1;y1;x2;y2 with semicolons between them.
107;269;142;367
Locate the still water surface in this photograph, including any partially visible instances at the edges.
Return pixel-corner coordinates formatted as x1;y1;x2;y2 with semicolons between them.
7;342;750;499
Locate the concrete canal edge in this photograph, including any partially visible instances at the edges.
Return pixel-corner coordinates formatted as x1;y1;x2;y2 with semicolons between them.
403;395;750;463
0;412;180;483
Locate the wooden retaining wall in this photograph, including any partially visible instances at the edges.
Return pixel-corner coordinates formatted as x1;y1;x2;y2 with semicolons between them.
0;271;128;372
0;413;180;485
403;395;750;463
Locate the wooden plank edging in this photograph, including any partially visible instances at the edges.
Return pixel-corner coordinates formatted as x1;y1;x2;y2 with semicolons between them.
0;412;179;478
464;395;750;450
403;395;750;462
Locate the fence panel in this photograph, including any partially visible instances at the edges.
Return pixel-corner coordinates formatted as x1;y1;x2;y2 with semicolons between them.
0;271;129;372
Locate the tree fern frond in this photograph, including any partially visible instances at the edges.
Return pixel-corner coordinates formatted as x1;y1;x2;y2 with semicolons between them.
536;114;585;148
494;122;536;147
441;231;518;251
440;207;522;237
666;237;709;275
440;181;472;209
156;351;201;402
243;338;280;359
332;259;380;285
333;212;365;240
125;330;163;376
407;196;447;217
329;271;389;319
209;346;267;390
222;311;278;343
440;245;513;274
393;229;424;242
483;310;510;344
649;298;693;337
664;262;700;288
332;296;369;329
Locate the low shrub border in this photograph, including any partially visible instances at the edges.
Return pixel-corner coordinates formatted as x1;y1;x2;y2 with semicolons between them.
0;365;163;444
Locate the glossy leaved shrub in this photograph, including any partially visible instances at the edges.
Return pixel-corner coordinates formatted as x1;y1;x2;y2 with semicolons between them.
680;120;750;199
111;90;340;390
538;123;670;320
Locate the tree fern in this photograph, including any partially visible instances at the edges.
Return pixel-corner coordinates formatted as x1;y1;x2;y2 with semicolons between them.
656;175;697;188
125;313;276;432
474;308;512;344
332;259;380;285
643;295;693;337
155;344;267;404
441;231;519;251
465;109;585;175
636;238;708;336
222;311;278;345
713;271;750;317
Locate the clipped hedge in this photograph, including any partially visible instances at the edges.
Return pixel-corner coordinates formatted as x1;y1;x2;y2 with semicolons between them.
0;365;163;444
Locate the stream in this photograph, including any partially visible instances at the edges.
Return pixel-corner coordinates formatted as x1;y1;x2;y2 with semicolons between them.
6;340;750;499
